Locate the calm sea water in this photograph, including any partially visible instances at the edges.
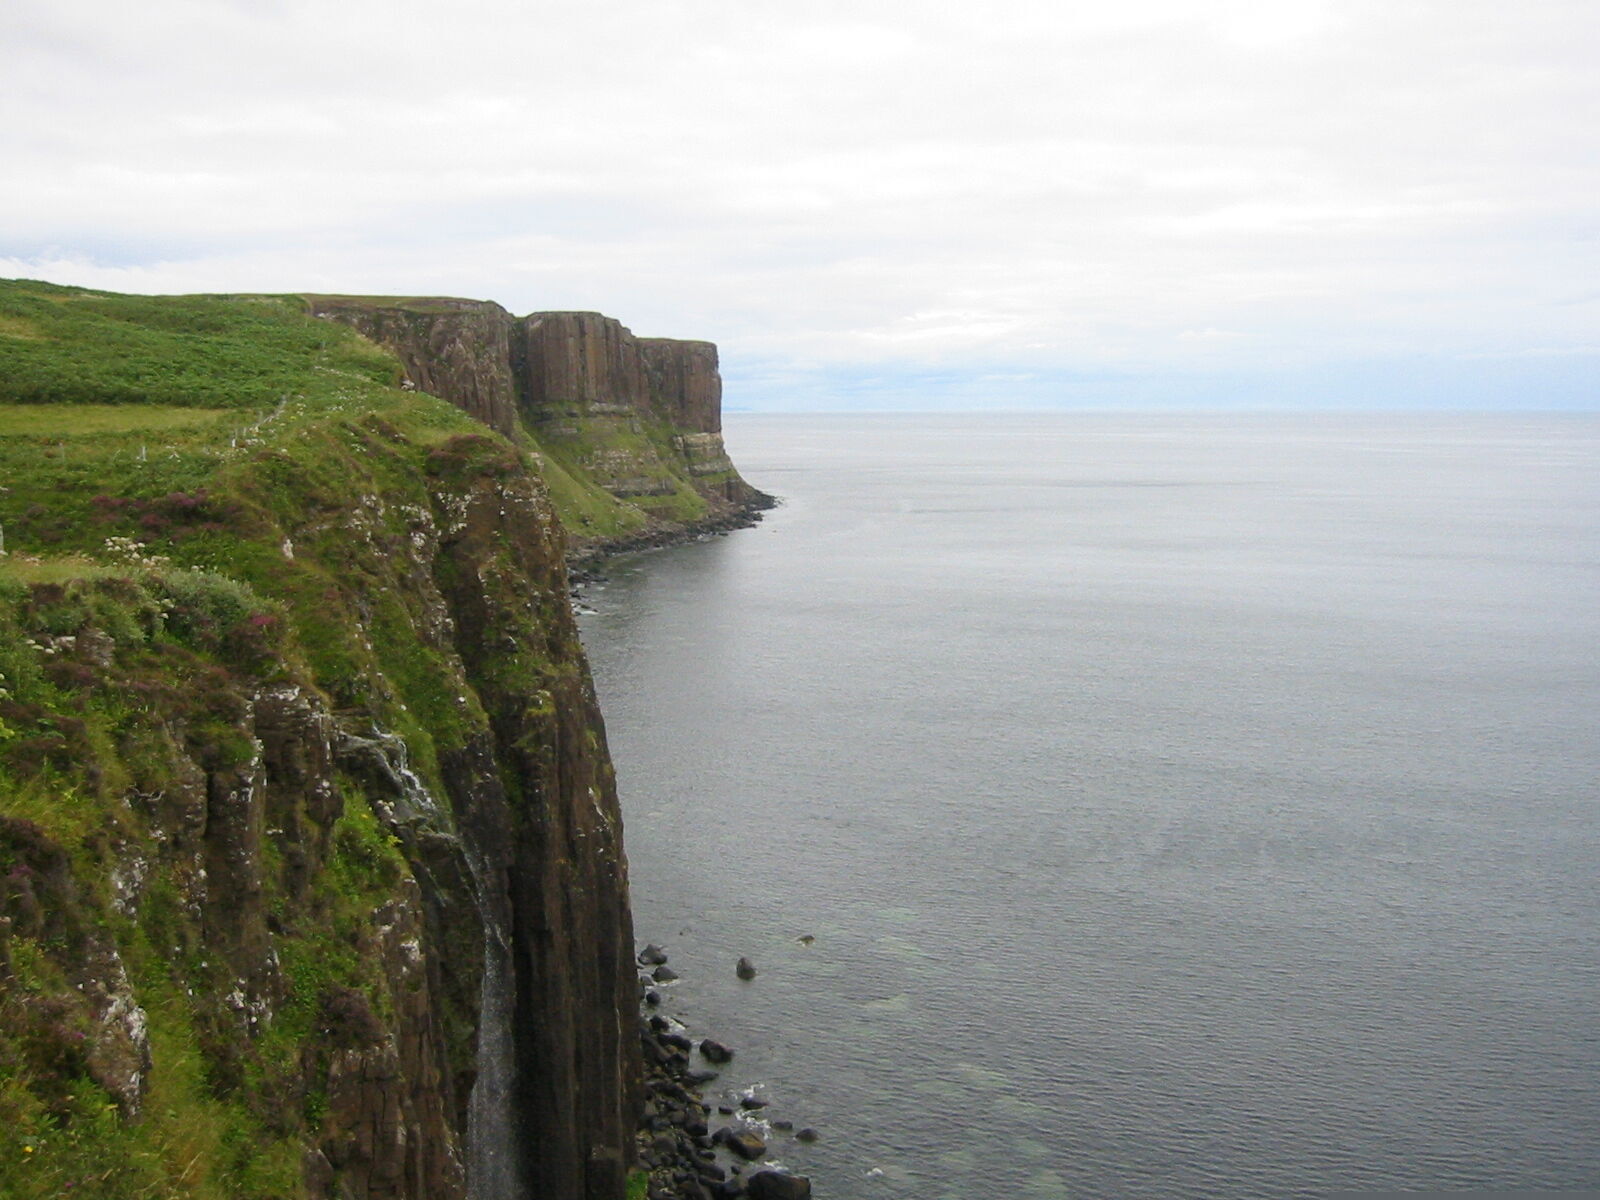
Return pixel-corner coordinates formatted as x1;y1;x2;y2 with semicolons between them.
578;413;1600;1200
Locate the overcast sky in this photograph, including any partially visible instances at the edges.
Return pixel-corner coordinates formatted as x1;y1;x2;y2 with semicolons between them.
3;0;1596;409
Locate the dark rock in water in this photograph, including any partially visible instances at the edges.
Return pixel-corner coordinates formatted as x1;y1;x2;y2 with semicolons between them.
714;1127;767;1161
713;1180;749;1199
698;1038;733;1063
645;989;662;1006
738;1095;769;1110
770;1119;793;1132
639;943;669;966
648;1015;671;1033
718;1104;735;1115
642;1035;670;1068
685;1069;720;1085
661;1031;693;1052
794;1127;819;1143
736;956;757;980
795;934;815;947
747;1171;812;1200
653;964;679;982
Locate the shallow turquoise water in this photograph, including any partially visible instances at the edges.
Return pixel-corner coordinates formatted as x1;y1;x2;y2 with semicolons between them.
579;413;1600;1199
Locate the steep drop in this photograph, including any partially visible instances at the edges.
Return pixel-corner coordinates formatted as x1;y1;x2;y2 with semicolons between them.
0;280;691;1200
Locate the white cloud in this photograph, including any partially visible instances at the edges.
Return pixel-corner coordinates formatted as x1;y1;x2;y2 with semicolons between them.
2;0;1596;406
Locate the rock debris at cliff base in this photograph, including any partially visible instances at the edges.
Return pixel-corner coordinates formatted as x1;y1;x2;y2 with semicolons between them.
635;945;813;1200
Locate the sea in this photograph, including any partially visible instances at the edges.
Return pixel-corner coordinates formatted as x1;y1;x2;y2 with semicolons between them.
576;412;1600;1200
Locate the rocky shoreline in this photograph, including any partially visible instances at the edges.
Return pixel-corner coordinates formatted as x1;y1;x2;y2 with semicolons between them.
634;944;815;1200
567;493;778;583
574;501;808;1197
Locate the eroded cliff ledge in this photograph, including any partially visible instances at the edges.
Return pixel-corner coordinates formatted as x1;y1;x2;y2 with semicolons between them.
0;279;761;1200
307;297;771;559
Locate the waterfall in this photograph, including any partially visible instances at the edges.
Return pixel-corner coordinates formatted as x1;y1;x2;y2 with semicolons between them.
355;727;524;1199
464;846;522;1200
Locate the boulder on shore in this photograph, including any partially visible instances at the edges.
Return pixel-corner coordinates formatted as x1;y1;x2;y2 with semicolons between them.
714;1127;767;1161
698;1038;733;1063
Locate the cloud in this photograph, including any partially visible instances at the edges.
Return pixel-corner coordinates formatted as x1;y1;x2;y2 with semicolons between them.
2;0;1596;407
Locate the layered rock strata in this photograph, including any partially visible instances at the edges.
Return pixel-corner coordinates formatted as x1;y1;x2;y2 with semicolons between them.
309;299;771;538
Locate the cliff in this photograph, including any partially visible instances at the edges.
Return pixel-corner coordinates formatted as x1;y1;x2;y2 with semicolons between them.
0;278;754;1199
307;298;771;555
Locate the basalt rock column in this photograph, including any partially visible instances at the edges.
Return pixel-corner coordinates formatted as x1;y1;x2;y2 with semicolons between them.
429;437;639;1199
515;312;653;421
640;338;721;433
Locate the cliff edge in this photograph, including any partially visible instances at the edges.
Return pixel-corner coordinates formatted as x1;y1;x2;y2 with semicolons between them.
0;279;755;1199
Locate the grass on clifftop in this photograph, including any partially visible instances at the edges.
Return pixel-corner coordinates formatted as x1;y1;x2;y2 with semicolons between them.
0;280;399;409
0;278;507;847
0;280;467;557
0;279;512;1198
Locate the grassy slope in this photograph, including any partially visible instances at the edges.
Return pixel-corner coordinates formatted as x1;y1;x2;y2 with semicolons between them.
0;278;594;1197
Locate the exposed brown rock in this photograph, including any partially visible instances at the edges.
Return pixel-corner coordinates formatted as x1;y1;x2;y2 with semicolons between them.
310;296;775;544
518;312;654;420
1;427;643;1199
640;338;722;433
427;436;640;1198
308;297;521;437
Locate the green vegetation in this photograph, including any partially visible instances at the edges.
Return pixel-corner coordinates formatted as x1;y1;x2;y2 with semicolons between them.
531;444;656;541
306;294;490;315
0;403;231;435
0;280;399;409
0;278;642;1197
533;412;715;536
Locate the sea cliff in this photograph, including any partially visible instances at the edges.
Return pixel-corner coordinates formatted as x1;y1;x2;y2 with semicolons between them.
305;297;770;563
0;279;765;1199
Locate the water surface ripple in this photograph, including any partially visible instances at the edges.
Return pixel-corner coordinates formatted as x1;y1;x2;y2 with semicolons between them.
579;413;1600;1199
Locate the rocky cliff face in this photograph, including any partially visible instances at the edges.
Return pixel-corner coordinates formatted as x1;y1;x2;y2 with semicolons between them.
308;298;771;543
308;298;522;439
639;338;721;434
0;281;651;1200
517;312;652;421
0;431;638;1199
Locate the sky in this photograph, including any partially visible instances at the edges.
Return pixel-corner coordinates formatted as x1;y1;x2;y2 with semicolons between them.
3;0;1596;410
